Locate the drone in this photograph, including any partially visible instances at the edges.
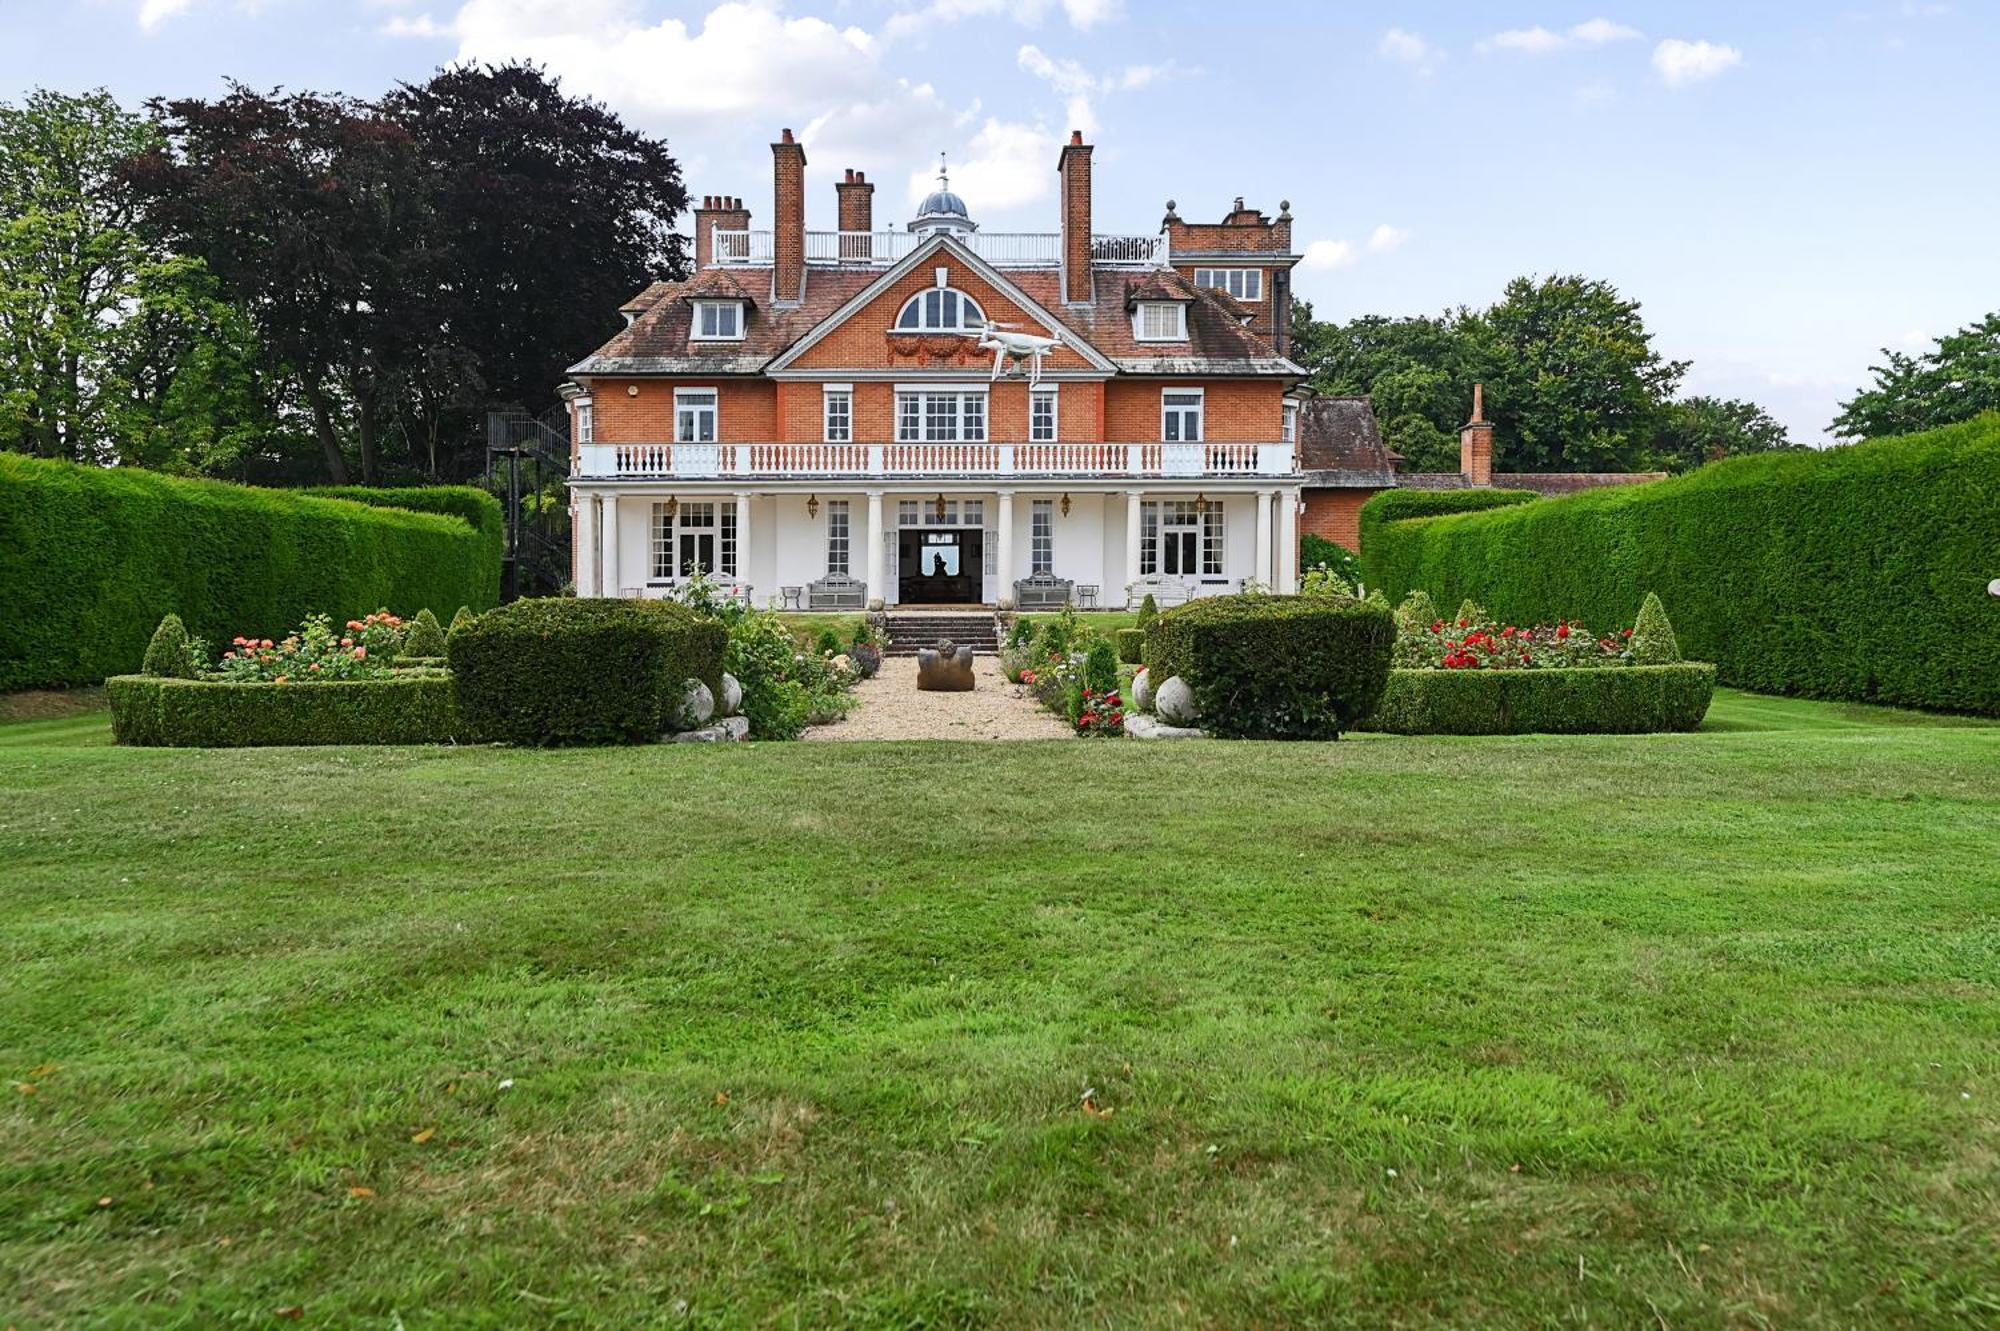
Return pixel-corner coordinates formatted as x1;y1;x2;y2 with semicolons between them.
976;321;1064;386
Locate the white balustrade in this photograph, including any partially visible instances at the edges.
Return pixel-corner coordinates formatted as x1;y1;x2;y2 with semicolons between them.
711;229;1161;269
573;439;1293;479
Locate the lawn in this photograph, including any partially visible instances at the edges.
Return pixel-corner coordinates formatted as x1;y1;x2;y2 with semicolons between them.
3;691;1997;1326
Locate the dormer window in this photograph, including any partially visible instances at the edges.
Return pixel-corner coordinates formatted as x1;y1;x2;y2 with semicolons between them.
894;287;986;333
1133;301;1187;342
692;300;744;341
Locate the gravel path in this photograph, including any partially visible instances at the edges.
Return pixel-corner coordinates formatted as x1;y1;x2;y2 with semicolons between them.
803;655;1074;741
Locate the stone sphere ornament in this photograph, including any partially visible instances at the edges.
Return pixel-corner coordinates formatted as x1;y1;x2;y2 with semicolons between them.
1131;666;1154;712
672;678;716;730
720;672;744;717
1155;675;1200;727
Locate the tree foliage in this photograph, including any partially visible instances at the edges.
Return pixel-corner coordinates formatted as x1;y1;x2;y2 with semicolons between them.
1832;311;2000;441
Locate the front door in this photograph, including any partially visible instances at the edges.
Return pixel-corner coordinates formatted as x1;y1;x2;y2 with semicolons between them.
898;528;984;604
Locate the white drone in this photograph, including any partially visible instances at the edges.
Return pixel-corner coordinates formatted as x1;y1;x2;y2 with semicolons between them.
976;320;1064;386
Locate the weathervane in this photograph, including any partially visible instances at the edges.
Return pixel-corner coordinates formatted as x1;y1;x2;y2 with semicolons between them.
937;152;950;192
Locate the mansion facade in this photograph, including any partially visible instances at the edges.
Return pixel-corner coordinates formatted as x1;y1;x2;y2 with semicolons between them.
563;128;1310;609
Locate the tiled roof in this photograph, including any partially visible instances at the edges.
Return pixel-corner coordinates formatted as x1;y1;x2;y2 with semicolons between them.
1297;396;1397;487
572;248;1301;377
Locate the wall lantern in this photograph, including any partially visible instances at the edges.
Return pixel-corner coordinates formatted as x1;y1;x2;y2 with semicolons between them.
933;492;948;521
1194;492;1211;515
1059;492;1072;518
663;495;679;521
806;494;820;520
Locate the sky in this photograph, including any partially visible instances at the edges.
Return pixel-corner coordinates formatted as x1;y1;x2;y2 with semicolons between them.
4;1;1998;442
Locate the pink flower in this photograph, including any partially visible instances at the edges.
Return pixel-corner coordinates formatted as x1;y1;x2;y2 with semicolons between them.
353;647;367;660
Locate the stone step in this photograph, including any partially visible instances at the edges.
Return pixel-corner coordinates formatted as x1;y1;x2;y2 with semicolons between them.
880;613;1000;656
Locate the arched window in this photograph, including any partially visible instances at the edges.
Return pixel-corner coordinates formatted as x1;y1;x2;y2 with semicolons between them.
894;287;986;333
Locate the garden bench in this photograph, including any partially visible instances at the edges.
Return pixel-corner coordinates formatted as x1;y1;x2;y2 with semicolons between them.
1013;573;1075;610
1127;576;1194;609
807;573;868;611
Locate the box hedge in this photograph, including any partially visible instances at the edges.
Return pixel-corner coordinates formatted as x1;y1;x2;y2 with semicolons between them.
1143;594;1395;739
1361;417;2000;714
108;672;462;747
1115;627;1146;665
448;597;727;746
0;456;501;690
1359;664;1716;735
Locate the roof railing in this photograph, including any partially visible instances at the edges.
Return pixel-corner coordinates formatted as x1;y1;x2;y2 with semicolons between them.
711;229;1167;270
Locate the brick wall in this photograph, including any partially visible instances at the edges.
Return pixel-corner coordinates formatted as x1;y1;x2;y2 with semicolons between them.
1300;488;1381;552
1103;379;1282;442
593;379;776;442
784;262;1094;374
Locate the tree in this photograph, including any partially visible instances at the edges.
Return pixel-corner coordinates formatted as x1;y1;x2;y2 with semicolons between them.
1463;275;1687;473
1832;311;2000;441
1649;395;1796;473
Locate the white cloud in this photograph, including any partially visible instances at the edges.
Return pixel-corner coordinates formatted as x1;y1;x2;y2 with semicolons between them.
1366;224;1409;254
1301;240;1356;272
911;117;1056;210
1378;28;1443;75
380;12;450;37
1016;44;1176;139
137;0;196;27
1653;37;1743;86
1477;18;1641;55
883;0;1122;42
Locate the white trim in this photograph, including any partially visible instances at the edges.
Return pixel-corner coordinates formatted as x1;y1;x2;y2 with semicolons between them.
689;300;745;342
765;233;1119;374
893;381;990;394
892;285;987;333
1161;387;1204;443
673;387;718;443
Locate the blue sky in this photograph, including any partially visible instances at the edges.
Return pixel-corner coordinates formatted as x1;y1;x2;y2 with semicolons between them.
5;1;1998;441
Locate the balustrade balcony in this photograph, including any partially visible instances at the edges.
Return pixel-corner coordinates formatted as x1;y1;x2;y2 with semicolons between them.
712;229;1167;269
573;440;1294;481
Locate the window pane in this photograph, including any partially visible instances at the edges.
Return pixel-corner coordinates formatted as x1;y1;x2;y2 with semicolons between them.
1031;499;1053;574
897;393;920;441
961;393;985;442
827;501;850;574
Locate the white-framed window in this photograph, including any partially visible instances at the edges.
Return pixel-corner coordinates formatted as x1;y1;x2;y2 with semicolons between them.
893;287;986;332
895;388;988;443
960;499;983;527
675;388;717;443
1193;268;1263;301
691;300;744;341
825;500;850;574
1282;401;1298;445
1162;389;1204;443
898;498;920;526
1139;500;1217;578
1031;499;1054;574
823;385;852;443
1030;388;1058;443
1134;301;1187;342
573;399;593;444
652;501;739;580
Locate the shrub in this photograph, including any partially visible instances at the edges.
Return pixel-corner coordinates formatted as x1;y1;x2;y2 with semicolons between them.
0;456;499;690
212;611;405;682
307;485;504;609
1299;534;1363;587
1630;592;1680;665
141;614;198;679
1115;627;1146;664
108;672;461;747
1361;417;2000;714
402;608;448;658
1144;594;1395;739
1453;598;1486;626
1075;685;1125;737
1083;639;1119;694
1357;487;1541;591
450;606;477;633
1394;590;1439;636
1359;664;1715;735
448;597;725;746
815;627;844;655
1301;564;1356;598
1136;593;1159;630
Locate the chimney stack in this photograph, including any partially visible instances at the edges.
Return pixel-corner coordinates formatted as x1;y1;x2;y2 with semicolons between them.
693;194;751;269
1461;384;1494;487
1058;130;1093;305
835;167;874;261
772;128;807;304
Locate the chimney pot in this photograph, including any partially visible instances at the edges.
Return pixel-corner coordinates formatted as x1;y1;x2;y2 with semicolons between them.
781;127;795;143
1070;129;1083;145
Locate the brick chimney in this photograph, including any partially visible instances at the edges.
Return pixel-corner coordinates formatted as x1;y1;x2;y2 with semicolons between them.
1461;384;1494;487
1058;130;1093;305
835;168;873;261
693;194;750;269
772;128;807;305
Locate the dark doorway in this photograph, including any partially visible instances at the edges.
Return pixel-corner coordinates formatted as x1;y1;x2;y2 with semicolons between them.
898;528;984;604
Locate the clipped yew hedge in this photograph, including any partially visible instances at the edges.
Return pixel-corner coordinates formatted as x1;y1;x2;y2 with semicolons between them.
308;485;503;608
1359;664;1716;735
107;672;461;747
1357;488;1541;575
1361;417;2000;714
448;597;727;746
0;456;501;690
1144;594;1395;739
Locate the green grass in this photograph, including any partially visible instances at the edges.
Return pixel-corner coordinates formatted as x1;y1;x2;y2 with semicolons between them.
3;690;1998;1326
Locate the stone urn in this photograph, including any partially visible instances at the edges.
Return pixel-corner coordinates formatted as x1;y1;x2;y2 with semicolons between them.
917;639;976;692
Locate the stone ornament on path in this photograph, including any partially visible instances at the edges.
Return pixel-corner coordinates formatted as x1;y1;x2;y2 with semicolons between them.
720;672;744;717
1132;667;1154;713
672;679;716;730
1155;675;1200;727
917;639;976;692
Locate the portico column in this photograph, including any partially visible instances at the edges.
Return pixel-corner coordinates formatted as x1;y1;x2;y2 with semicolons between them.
996;490;1016;606
573;491;597;595
1124;489;1143;606
1254;488;1274;589
864;489;884;609
599;493;621;597
1277;490;1299;594
733;492;752;599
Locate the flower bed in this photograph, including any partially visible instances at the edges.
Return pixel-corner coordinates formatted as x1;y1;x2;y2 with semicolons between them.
1004;608;1125;736
108;672;461;747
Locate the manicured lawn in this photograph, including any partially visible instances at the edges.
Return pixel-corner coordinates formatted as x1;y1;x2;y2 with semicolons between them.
2;691;1997;1326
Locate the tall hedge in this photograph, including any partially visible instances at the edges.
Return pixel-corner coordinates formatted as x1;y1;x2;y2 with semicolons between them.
1360;416;2000;714
1357;488;1541;577
0;456;501;689
308;485;503;608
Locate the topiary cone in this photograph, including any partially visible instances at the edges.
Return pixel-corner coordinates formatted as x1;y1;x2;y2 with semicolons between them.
403;608;448;658
140;613;198;679
1631;592;1681;664
1395;590;1439;633
1453;598;1487;626
449;606;476;633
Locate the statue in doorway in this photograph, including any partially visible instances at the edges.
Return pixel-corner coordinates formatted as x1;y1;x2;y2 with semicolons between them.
930;552;948;578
